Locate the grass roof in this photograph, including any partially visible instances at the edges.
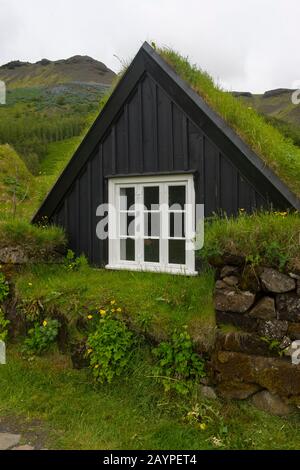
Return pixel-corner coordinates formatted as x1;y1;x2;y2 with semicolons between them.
199;211;300;271
0;144;34;220
158;47;300;200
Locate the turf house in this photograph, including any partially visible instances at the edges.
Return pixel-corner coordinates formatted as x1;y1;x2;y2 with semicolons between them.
33;42;300;275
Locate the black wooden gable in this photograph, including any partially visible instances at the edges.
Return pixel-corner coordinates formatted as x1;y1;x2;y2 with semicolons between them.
32;42;300;265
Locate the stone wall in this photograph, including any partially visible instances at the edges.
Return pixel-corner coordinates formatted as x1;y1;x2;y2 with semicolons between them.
211;255;300;414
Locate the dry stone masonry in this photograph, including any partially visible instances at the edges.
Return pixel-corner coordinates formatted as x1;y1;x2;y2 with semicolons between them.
211;256;300;414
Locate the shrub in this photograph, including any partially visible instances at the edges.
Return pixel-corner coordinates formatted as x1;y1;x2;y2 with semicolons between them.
23;318;60;356
152;327;206;394
64;249;88;271
87;312;135;383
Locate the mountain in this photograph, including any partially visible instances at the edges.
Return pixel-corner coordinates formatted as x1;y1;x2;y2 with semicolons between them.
233;88;299;125
0;55;116;88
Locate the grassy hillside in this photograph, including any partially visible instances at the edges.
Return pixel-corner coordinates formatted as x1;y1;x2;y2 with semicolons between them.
0;138;84;221
233;89;300;148
35;137;85;206
0;55;116;89
0;144;36;220
0;84;106;174
0;54;115;177
0;80;109;219
234;89;300;127
39;136;83;181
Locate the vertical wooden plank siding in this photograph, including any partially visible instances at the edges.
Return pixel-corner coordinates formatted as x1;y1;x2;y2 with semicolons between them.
50;72;269;265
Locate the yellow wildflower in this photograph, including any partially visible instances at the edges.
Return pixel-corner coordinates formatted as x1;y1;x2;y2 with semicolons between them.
28;282;33;287
111;300;116;305
199;422;207;431
87;348;93;355
87;315;93;320
275;211;287;217
94;364;99;369
116;307;122;313
111;308;115;313
99;309;106;316
43;320;48;327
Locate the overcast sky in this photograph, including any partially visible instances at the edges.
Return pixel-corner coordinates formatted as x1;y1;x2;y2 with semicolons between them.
0;0;299;93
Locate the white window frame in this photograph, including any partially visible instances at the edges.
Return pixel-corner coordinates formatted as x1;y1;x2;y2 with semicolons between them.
106;174;197;276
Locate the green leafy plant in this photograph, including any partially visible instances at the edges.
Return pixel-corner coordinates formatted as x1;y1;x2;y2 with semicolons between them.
185;402;227;437
87;315;135;383
0;308;10;342
0;273;9;302
261;336;284;356
23;318;60;356
152;327;206;394
262;240;289;271
245;254;262;268
64;249;88;271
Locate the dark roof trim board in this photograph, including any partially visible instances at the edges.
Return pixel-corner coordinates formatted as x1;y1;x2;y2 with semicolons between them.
32;42;300;222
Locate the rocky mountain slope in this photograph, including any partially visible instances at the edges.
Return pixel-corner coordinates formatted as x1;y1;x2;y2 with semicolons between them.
0;55;116;88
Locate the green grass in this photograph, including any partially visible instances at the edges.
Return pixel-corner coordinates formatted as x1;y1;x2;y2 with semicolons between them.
238;92;300;130
36;136;84;197
158;47;300;198
200;211;300;270
264;115;300;148
14;263;215;349
0;137;86;222
39;137;83;178
1;346;300;449
0;219;66;253
0;144;36;220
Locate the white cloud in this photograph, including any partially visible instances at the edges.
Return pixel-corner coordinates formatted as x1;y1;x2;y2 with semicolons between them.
0;0;299;92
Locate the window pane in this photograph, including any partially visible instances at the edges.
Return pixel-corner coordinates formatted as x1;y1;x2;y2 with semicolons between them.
169;185;186;209
120;212;135;236
144;186;159;210
168;239;186;265
120;187;135;210
144;212;160;237
120;238;135;261
169;212;185;238
144;239;159;263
